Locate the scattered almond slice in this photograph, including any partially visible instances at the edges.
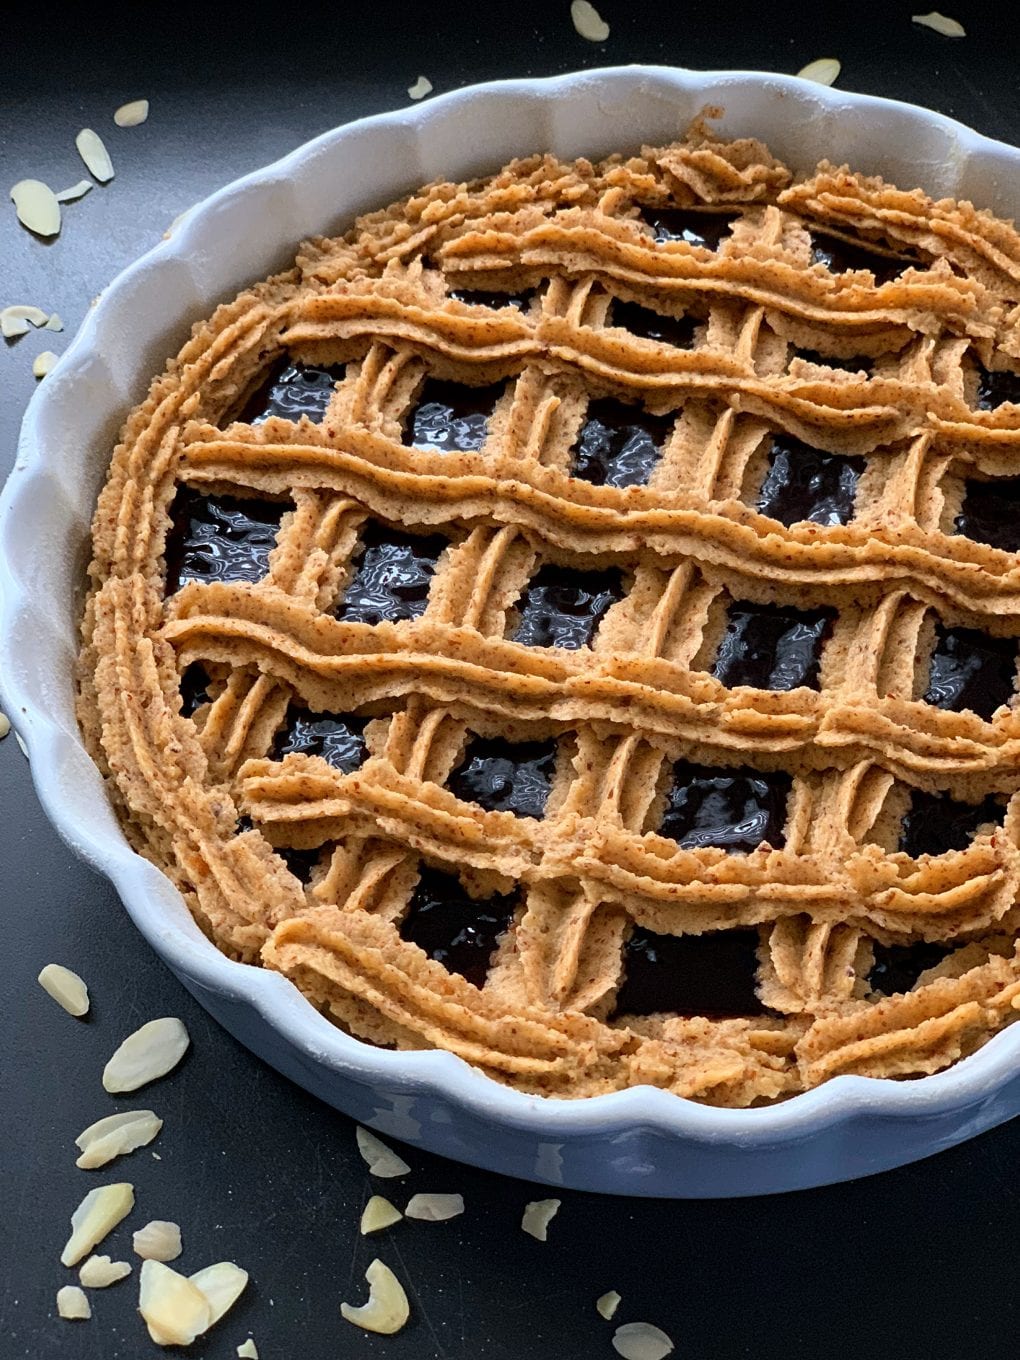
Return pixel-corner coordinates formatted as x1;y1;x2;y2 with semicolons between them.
341;1259;409;1335
597;1290;622;1320
56;1285;91;1320
237;1342;259;1359
404;1193;464;1222
55;179;94;203
33;350;59;379
0;712;10;739
360;1195;403;1235
75;128;114;183
613;1322;675;1360
44;313;63;331
796;57;841;86
139;1259;212;1346
521;1198;560;1242
190;1262;249;1329
408;76;433;100
133;1220;182;1262
76;1110;163;1169
60;1183;135;1267
37;963;89;1016
571;0;610;41
80;1255;132;1288
912;10;965;35
355;1126;411;1178
103;1016;189;1092
114;99;150;127
1;304;50;338
10;179;61;236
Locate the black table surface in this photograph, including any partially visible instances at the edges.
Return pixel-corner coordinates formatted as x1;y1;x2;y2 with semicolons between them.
3;3;1019;1357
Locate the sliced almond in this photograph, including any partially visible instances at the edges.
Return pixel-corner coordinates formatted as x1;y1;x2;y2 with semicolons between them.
138;1259;211;1346
55;179;94;203
360;1195;403;1235
0;712;10;739
521;1198;560;1242
44;313;63;331
133;1220;182;1262
597;1290;622;1320
103;1017;189;1092
56;1285;91;1320
796;57;841;86
37;963;89;1016
33;350;58;379
404;1193;464;1222
407;76;432;100
237;1342;259;1359
613;1322;675;1360
912;10;965;35
10;179;60;236
341;1259;409;1335
76;1110;163;1169
60;1183;135;1266
114;99;150;127
189;1261;248;1328
355;1126;410;1179
1;304;50;338
75;128;114;183
571;0;610;41
79;1254;132;1288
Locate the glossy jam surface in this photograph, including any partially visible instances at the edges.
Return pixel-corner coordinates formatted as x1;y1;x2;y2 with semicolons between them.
869;941;950;996
793;348;872;374
337;522;447;625
179;663;212;718
513;565;623;649
975;364;1020;411
899;790;1003;858
809;233;907;284
400;867;517;987
613;926;766;1018
956;478;1020;552
660;761;791;853
448;288;534;310
272;707;368;773
641;208;737;250
757;436;865;527
713;601;834;691
923;624;1018;720
448;736;557;819
241;361;346;424
571;399;673;489
405;378;504;454
164;488;287;593
610;300;698;348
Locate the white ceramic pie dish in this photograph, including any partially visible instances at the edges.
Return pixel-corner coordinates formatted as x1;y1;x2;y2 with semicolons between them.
4;65;1020;1198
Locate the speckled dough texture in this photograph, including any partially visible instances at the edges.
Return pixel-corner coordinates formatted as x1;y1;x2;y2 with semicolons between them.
78;117;1020;1105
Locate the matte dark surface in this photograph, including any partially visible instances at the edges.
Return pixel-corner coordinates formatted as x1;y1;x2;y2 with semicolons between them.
3;2;1020;1357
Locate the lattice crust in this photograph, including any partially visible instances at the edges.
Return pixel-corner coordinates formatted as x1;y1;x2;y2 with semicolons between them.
78;116;1020;1105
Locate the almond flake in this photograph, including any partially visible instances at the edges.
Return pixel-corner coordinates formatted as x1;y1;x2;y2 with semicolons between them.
237;1342;259;1359
189;1261;248;1328
37;963;89;1016
44;313;63;331
360;1195;403;1235
597;1290;622;1320
613;1322;675;1360
10;179;61;236
114;99;149;127
521;1198;560;1242
76;1110;163;1169
404;1193;464;1222
0;712;10;739
75;128;114;183
138;1259;211;1346
355;1126;411;1178
79;1255;132;1288
61;1183;135;1266
103;1017;189;1092
133;1220;182;1262
912;10;965;35
1;304;50;338
55;179;94;203
408;75;433;100
571;0;610;41
341;1259;409;1335
796;57;841;86
33;350;58;379
56;1285;91;1320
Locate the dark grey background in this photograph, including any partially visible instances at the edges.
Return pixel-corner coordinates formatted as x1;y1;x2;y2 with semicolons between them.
3;3;1019;1357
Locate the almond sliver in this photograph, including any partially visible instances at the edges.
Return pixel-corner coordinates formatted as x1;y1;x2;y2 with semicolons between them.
10;179;60;236
103;1017;189;1092
75;128;115;183
138;1259;212;1346
60;1182;135;1266
75;1110;163;1169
